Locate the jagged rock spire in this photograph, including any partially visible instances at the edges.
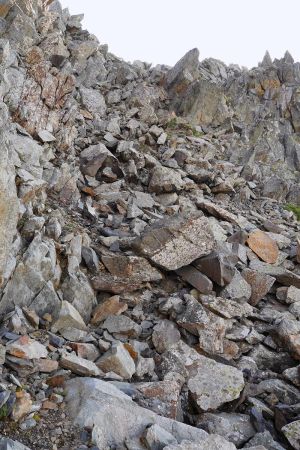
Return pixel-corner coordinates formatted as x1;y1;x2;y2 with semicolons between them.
283;50;294;64
261;51;272;67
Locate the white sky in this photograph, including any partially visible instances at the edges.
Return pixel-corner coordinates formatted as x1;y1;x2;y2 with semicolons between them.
60;0;300;69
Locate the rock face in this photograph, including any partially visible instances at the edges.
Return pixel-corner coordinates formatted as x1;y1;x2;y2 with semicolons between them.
0;1;300;449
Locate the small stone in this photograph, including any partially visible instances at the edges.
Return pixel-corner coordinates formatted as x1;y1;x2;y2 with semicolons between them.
176;266;213;294
247;230;279;264
96;342;136;379
38;130;56;142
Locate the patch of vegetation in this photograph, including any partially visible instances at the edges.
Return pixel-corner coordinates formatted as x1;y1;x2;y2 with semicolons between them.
0;404;9;420
284;203;300;220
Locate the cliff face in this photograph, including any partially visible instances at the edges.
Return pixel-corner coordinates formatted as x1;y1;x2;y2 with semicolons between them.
0;1;300;449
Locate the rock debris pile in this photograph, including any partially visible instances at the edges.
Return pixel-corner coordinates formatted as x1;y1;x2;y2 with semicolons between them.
0;0;299;449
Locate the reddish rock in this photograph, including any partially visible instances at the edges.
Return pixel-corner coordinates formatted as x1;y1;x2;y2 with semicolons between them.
91;296;128;325
247;230;279;264
12;392;32;421
176;266;213;294
6;336;48;360
242;268;275;306
36;359;59;373
69;343;100;362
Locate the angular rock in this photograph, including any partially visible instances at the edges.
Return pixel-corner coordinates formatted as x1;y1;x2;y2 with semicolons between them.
282;420;300;449
51;301;87;334
197;412;255;446
148;166;183;193
91;296;128;325
96;342;136;379
152;320;181;354
249;260;300;288
133;214;214;271
193;251;236;287
102;315;142;337
65;377;208;448
176;266;213;294
0;438;31;450
164;436;236;450
6;336;47;360
200;295;253;319
221;270;252;302
242;269;275;306
247;230;279;264
60;352;102;377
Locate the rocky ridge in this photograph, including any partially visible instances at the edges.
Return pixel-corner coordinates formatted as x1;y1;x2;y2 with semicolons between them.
0;0;299;449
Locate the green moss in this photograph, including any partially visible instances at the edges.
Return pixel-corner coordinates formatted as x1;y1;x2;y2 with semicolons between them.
0;404;9;420
284;203;300;220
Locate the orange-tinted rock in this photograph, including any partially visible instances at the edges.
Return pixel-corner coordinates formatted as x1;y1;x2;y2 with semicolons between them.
247;230;279;264
12;392;32;421
91;295;127;325
46;374;67;387
36;359;59;373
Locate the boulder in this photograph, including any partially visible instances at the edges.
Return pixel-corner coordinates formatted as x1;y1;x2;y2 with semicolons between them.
133;214;214;271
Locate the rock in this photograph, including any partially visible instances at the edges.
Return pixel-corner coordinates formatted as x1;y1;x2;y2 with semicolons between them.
70;343;100;362
11;391;32;422
249;260;300;288
51;301;87;334
6;336;47;359
80;143;118;177
244;431;285;450
79;86;106;117
196;200;240;225
148;166;183;193
102;315;142;337
61;271;96;322
164;436;236;450
133;214;214;271
282;420;300;449
60;352;102;377
169;341;244;411
133;380;182;420
200;295;253;319
152;320;181;353
0;108;19;287
101;255;162;282
0;438;32;450
197;412;255;446
242;269;275;306
248;344;295;372
221;270;252;302
37;129;56;142
247;230;279;264
143;424;177;449
81;246;99;273
65;377;208;448
277;285;300;304
91;296;128;325
176;266;213;294
96;342;136;379
193;251;235;286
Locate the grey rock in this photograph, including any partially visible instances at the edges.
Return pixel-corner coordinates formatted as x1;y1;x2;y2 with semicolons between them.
102;315;142;338
197;412;255;446
244;431;285;450
0;437;32;450
282;420;300;449
143;424;177;449
176;266;213;294
96;342;136;379
133;214;215;271
152;320;181;353
221;269;252;302
65;377;208;448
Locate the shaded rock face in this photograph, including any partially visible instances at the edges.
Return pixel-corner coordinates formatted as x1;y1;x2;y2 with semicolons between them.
1;2;300;450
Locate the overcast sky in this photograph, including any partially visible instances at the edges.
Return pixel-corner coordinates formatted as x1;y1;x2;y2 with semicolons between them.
60;0;300;69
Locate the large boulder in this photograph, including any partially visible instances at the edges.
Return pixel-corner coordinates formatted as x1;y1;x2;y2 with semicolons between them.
133;214;215;271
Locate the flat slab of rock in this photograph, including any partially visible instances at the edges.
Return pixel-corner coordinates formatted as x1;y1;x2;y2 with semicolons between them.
0;437;32;450
196;200;240;225
247;230;279;264
165;436;236;450
65;377;209;448
6;336;47;359
133;214;214;271
60;352;102;377
176;266;213;294
168;342;244;411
